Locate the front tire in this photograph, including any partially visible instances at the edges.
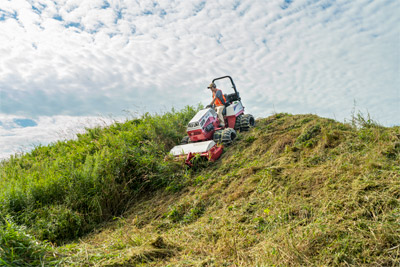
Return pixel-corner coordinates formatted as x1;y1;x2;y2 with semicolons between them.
213;129;224;144
221;128;237;146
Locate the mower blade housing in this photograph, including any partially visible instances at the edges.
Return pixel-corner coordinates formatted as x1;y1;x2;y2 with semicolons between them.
169;140;223;166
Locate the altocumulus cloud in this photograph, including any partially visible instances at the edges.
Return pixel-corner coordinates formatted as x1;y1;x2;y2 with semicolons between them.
0;0;399;159
0;114;118;160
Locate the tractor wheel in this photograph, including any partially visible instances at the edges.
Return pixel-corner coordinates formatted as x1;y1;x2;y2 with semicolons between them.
240;114;255;131
221;128;237;146
180;136;191;145
234;114;243;131
213;130;224;144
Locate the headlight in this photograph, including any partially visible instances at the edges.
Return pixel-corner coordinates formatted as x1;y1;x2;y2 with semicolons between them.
188;122;199;128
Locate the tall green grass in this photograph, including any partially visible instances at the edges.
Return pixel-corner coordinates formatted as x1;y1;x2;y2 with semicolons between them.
0;106;198;245
0;217;61;266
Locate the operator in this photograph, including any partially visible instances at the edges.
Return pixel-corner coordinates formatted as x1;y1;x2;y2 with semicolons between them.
207;83;227;127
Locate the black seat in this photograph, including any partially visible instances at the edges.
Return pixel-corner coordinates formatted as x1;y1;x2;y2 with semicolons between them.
226;93;240;102
222;95;230;116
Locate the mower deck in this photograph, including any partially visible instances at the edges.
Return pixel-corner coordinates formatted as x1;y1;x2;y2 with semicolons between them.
170;140;223;166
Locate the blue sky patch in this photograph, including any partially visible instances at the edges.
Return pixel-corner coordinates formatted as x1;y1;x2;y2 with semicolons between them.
238;4;250;17
143;10;153;16
87;22;105;34
215;33;223;44
101;1;110;9
159;9;167;18
233;1;241;10
13;119;38;128
131;25;136;35
114;9;123;24
0;9;17;21
281;0;293;10
194;1;206;14
31;3;46;15
53;15;63;21
31;5;42;15
65;22;83;30
320;1;333;10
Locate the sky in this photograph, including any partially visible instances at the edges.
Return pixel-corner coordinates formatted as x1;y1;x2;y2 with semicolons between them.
0;0;399;159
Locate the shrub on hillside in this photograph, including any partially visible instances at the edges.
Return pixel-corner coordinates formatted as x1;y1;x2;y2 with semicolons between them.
0;217;60;266
0;106;199;243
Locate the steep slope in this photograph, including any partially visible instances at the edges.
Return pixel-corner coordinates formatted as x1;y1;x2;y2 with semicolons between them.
62;113;399;266
1;110;399;266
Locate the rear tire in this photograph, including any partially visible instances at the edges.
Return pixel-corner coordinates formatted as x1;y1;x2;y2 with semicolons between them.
240;114;255;131
234;114;243;131
213;130;224;144
221;128;237;146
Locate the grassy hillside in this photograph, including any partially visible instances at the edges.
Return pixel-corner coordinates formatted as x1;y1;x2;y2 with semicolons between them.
0;106;198;265
1;108;399;266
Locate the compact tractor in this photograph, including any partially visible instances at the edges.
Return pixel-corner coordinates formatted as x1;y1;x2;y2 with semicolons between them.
169;76;255;166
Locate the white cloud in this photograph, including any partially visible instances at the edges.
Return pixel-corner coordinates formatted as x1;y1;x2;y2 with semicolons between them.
0;0;399;159
0;114;120;160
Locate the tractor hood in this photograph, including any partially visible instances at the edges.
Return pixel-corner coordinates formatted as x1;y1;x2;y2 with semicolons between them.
187;108;217;131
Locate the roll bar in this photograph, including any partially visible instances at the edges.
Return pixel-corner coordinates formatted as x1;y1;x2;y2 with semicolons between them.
212;76;240;101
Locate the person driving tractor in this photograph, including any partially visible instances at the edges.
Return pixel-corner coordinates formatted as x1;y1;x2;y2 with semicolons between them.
207;82;227;127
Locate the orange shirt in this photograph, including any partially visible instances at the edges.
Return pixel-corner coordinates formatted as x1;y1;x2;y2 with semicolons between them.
212;89;227;106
